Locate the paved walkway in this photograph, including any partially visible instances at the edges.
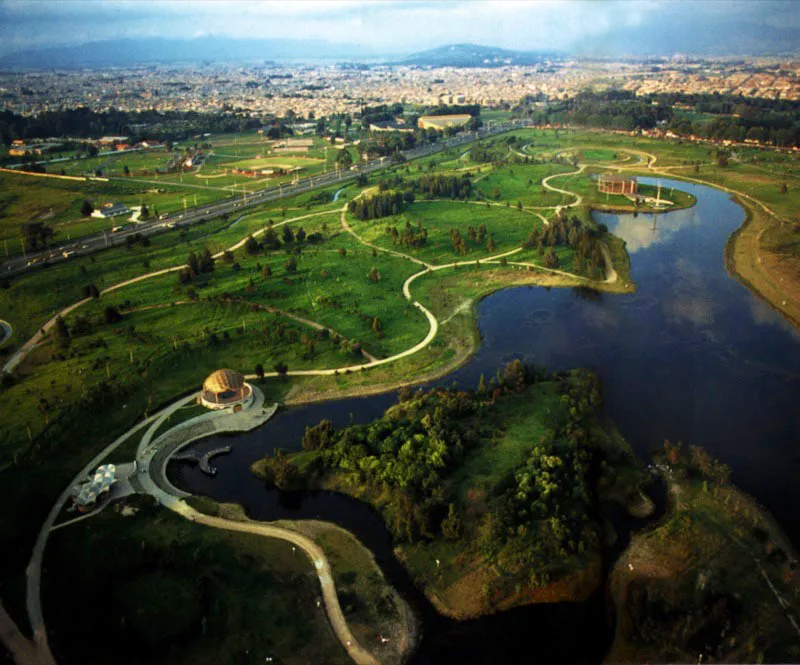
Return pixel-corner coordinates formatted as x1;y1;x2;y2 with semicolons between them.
11;149;627;665
169;501;380;665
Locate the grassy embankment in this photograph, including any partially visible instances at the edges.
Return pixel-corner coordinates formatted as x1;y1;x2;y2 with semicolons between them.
608;450;800;664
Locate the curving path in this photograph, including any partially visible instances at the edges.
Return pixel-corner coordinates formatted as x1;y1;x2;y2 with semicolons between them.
13;151;624;665
169;501;380;665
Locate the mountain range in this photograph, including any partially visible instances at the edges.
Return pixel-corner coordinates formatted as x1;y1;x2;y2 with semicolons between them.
1;33;798;70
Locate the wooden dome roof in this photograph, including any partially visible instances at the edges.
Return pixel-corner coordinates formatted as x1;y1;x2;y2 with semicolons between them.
203;368;245;394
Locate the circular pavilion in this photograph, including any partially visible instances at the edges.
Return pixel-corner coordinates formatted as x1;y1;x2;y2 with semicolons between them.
200;368;253;411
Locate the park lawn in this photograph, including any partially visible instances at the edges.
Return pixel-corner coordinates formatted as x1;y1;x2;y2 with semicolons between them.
0;171;117;245
0;298;350;487
94;222;427;361
691;162;800;219
480;110;515;123
0;169;242;246
574;148;619;163
447;381;563;501
474;162;574;206
348;200;543;265
43;498;351;665
0;215;240;344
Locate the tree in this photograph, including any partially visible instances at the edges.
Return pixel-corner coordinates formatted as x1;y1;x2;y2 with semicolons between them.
53;315;70;349
273;360;288;378
80;200;94;217
139;204;150;220
199;249;215;273
123;165;130;176
263;227;281;250
263;264;272;278
255;363;265;382
335;148;353;170
367;266;381;282
486;236;496;253
441;504;463;540
284;257;297;273
187;251;200;277
83;283;100;298
244;235;260;255
281;225;294;244
372;317;383;337
338;247;347;258
20;222;54;252
302;419;334;451
295;227;307;243
544;247;559;269
103;306;122;324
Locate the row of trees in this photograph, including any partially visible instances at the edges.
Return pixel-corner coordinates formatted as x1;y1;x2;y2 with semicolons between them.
347;191;408;220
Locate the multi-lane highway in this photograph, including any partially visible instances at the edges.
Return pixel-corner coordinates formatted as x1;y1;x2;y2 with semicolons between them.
2;120;528;277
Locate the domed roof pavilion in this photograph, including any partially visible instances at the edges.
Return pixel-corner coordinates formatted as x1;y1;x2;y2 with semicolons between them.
201;369;252;409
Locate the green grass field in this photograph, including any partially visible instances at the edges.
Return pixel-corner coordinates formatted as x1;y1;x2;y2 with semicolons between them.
0;123;732;646
43;497;351;665
348;200;543;265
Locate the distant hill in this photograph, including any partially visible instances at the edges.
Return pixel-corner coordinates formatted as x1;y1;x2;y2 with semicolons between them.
0;36;380;69
399;43;559;67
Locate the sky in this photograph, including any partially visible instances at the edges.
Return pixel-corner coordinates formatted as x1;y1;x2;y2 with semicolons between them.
0;0;798;58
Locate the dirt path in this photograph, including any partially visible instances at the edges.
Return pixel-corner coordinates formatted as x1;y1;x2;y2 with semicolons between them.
0;601;38;665
169;501;380;665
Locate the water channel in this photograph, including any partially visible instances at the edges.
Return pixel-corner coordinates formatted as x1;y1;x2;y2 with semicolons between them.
169;177;800;662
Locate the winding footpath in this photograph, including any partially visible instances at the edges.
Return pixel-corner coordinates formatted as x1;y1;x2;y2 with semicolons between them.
8;157;623;665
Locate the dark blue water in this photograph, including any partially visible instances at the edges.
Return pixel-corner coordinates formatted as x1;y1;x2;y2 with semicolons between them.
169;178;800;661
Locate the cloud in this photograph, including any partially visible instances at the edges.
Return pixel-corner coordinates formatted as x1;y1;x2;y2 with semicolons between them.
0;0;796;57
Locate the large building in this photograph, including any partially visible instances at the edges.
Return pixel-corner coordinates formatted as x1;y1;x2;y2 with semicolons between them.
91;202;131;219
200;368;253;411
597;174;638;195
417;114;472;131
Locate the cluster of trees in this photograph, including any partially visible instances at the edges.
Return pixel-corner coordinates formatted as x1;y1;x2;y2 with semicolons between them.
525;214;606;278
347;191;408;220
300;385;484;542
20;221;54;252
178;249;215;284
414;174;473;199
266;361;614;593
548;91;669;131
487;369;605;584
525;91;799;148
385;221;428;249
470;139;515;164
662;440;731;487
0;107;268;146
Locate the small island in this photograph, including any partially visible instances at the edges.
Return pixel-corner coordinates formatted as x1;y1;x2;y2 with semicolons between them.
254;361;651;618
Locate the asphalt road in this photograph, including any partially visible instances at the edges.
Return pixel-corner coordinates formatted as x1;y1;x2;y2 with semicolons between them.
1;121;528;278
